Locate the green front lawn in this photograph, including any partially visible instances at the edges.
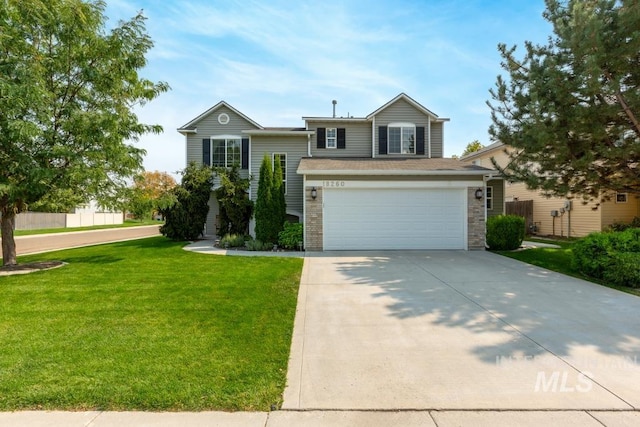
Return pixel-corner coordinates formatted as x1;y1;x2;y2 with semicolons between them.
11;219;161;236
0;237;303;411
497;239;640;297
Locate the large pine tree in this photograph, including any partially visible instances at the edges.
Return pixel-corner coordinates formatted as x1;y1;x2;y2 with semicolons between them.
488;0;640;201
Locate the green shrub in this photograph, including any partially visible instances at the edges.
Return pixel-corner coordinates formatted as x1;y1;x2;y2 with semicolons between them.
486;215;525;250
278;222;304;250
572;232;614;279
608;216;640;232
603;252;640;288
245;239;273;251
219;233;246;248
572;228;640;285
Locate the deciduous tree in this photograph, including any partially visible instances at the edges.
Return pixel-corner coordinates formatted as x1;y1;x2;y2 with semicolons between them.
461;140;485;157
487;0;640;201
160;163;212;240
0;0;168;265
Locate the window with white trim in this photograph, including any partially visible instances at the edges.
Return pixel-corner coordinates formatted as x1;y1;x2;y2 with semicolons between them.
326;128;337;149
486;186;493;210
616;192;628;203
388;123;415;154
212;138;241;167
272;153;287;195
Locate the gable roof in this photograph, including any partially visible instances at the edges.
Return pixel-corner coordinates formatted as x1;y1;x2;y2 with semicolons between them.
177;101;263;134
366;93;449;121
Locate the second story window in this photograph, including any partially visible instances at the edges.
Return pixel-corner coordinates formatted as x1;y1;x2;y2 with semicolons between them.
388;123;415;154
326;128;337;149
212;138;241;167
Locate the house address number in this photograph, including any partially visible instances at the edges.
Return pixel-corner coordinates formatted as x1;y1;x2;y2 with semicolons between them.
323;180;346;187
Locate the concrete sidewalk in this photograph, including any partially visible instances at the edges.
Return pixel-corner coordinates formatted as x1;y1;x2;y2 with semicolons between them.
2;409;639;426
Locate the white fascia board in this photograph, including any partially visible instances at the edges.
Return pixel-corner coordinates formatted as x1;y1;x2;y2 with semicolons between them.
178;128;197;135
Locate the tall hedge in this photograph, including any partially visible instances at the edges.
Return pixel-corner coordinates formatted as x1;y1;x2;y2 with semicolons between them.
272;154;287;235
486;215;525;250
255;154;287;244
254;155;274;243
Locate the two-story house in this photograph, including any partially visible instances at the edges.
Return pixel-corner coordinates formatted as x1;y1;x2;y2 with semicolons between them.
178;93;501;250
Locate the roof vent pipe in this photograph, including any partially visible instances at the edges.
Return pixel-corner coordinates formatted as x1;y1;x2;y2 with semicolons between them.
332;100;337;118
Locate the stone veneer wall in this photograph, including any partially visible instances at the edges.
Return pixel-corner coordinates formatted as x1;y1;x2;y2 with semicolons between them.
467;187;486;250
305;186;323;250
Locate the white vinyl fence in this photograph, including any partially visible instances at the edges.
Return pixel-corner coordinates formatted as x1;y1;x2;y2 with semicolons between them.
14;212;123;230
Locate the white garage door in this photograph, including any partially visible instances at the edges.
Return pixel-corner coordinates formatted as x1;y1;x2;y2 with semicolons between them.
323;188;466;250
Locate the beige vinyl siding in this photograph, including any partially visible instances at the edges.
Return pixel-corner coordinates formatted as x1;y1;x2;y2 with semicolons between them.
601;192;640;229
487;178;504;217
505;182;601;237
373;98;441;158
309;121;371;157
185;105;260;169
251;135;307;219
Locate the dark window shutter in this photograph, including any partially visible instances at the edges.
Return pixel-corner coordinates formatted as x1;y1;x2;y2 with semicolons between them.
241;138;249;169
378;126;388;155
317;127;326;149
202;138;211;166
416;126;425;155
337;128;346;149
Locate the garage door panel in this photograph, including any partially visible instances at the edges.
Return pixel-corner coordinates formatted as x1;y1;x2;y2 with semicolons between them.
323;188;466;250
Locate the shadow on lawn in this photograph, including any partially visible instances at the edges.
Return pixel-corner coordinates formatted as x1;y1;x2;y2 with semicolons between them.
327;251;640;364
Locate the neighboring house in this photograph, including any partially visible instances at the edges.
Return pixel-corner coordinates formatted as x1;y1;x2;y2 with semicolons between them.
461;142;640;237
178;93;502;250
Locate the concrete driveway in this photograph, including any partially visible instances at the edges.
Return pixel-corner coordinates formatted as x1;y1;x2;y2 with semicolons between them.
283;250;640;411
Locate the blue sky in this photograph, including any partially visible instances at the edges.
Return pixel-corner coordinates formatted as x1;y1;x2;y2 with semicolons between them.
105;0;553;175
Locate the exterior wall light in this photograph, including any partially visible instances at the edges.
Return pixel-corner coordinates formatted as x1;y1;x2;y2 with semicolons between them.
311;187;317;200
474;188;483;200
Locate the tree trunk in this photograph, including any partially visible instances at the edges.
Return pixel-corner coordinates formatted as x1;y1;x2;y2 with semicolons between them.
1;209;17;266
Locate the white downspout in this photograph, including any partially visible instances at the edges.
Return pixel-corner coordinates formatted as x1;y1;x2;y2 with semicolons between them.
307;134;312;157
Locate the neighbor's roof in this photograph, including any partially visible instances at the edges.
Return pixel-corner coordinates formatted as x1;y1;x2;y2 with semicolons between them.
177;101;263;134
297;157;495;176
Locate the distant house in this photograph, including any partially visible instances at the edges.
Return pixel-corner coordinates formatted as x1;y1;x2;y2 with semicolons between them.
178;93;503;250
461;142;640;237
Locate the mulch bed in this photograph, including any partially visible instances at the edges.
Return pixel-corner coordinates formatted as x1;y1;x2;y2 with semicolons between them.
0;261;65;276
